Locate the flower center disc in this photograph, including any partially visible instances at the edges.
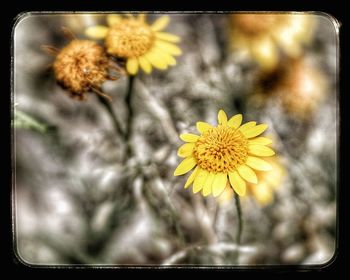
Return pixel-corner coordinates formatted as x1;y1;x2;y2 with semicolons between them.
105;19;155;58
193;126;249;173
232;15;283;36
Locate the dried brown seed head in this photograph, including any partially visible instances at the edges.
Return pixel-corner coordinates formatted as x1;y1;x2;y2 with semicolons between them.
53;40;110;99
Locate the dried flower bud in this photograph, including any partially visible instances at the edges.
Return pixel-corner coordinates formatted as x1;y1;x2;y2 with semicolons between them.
52;40;112;100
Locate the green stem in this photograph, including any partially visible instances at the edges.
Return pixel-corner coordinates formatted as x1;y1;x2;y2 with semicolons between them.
234;191;243;263
97;95;124;138
124;75;135;161
14;110;48;133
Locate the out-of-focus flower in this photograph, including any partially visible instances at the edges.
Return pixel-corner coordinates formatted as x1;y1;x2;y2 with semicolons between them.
85;14;182;75
251;57;327;119
60;15;103;34
49;39;118;100
229;14;316;71
174;110;275;198
218;157;285;206
247;157;285;206
276;58;327;119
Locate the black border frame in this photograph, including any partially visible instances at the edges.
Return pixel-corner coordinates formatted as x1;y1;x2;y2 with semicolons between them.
2;0;347;275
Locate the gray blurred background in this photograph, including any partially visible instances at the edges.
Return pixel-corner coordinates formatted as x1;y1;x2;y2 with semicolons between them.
13;13;337;266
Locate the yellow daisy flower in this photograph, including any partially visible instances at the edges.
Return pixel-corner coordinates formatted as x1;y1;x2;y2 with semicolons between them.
85;14;182;75
174;110;275;197
218;157;285;206
229;14;315;71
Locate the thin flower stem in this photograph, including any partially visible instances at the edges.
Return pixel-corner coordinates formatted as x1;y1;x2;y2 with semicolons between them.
234;191;243;264
124;75;135;160
14;109;48;133
97;95;125;138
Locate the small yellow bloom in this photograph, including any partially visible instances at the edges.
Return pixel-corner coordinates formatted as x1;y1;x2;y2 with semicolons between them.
85;14;182;75
174;110;275;198
229;14;316;71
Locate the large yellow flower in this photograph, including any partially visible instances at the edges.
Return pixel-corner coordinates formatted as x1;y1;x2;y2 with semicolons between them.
85;14;182;75
174;110;275;197
229;14;315;71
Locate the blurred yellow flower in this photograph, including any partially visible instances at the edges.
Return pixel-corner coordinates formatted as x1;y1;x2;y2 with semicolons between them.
174;110;275;197
218;157;285;206
251;57;327;119
229;14;316;71
85;14;182;75
60;15;103;34
277;58;327;119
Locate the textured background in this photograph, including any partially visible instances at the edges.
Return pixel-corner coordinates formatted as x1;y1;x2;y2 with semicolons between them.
13;13;337;266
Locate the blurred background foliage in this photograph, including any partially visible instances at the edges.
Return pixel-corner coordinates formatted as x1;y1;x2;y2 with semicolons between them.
13;13;337;265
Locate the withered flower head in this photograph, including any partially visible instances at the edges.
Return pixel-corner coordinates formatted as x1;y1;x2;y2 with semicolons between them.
52;40;111;100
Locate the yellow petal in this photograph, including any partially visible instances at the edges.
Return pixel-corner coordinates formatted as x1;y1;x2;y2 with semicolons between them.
126;58;139;75
154;40;182;56
237;165;258;184
248;137;272;146
227;114;243;129
218;110;228;125
144;50;168;70
174;157;197;176
238;121;257;134
138;56;152;74
251;37;278;71
154;48;177;66
156;32;181;42
107;15;122;26
228;171;246;196
177;143;195;158
274;25;303;57
212;173;228;197
85;25;109;39
251;183;273;206
193;169;209;193
241;124;268;138
249;145;275;157
184;166;199;189
180;133;200;143
217;186;234;203
151;16;170;31
196;122;212;134
202;172;215;197
246;156;273;171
